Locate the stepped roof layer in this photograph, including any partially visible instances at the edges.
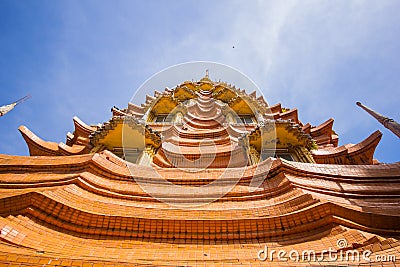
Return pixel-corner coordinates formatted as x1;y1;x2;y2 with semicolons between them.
1;75;399;266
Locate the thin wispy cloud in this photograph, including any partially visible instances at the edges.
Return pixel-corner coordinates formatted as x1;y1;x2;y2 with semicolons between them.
161;1;400;161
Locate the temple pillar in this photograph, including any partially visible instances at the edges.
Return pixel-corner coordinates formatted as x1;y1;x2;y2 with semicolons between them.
292;146;315;163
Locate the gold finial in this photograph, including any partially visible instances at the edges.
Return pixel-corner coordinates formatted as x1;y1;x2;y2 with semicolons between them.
200;69;211;82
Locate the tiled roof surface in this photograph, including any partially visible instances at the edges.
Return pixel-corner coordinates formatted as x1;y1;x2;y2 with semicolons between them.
0;150;399;265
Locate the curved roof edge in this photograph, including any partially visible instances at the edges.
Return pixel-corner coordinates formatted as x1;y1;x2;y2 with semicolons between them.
19;125;90;156
312;130;382;164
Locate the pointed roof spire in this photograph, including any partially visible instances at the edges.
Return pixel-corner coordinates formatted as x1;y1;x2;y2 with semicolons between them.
200;69;211;82
16;95;31;105
356;101;400;139
0;95;31;117
0;102;17;117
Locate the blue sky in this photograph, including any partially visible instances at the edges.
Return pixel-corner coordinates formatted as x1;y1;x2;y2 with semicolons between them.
0;0;399;163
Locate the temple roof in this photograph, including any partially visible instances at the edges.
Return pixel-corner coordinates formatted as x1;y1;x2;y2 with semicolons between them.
17;76;383;167
1;75;399;266
312;130;382;164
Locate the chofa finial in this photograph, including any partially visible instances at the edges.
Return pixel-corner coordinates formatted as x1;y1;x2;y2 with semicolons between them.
356;101;400;139
0;95;31;117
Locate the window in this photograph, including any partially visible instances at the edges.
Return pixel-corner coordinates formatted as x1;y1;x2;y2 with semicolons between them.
155;115;166;122
113;147;141;163
237;115;254;124
154;115;170;123
275;153;293;161
260;149;295;161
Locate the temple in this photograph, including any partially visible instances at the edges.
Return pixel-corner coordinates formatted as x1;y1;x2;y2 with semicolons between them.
0;74;399;266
